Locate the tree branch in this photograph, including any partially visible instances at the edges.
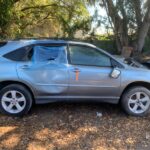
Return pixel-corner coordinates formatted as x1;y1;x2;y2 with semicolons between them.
21;4;58;11
132;0;142;29
104;0;122;29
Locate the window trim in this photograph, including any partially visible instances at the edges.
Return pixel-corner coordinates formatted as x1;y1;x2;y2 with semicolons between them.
67;44;113;68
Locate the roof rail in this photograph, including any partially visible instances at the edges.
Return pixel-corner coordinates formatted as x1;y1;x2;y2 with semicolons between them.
2;37;83;41
14;37;63;40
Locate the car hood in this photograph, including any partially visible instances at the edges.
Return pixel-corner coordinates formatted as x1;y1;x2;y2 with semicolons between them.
114;55;149;70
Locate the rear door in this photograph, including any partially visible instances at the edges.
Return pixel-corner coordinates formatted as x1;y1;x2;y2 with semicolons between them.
67;44;121;101
16;44;69;99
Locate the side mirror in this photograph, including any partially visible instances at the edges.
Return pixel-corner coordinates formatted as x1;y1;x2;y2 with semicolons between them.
110;68;121;78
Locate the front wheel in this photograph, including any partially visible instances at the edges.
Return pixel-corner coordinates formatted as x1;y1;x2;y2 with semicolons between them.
0;84;32;116
121;86;150;116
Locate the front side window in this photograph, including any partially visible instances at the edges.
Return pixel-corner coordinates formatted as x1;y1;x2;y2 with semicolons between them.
32;45;67;63
69;45;111;67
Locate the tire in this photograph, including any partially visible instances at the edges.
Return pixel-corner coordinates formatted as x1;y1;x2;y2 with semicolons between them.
121;86;150;116
0;84;32;116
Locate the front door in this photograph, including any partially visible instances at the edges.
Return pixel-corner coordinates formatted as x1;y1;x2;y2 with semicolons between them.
67;44;121;101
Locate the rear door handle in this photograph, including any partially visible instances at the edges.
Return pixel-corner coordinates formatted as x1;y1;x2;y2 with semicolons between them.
21;65;30;69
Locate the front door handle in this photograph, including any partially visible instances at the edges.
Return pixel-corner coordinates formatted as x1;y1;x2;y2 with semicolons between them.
72;68;80;81
72;68;80;72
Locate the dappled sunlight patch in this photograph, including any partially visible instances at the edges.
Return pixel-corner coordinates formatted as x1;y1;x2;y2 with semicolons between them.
0;126;17;137
28;142;55;150
27;142;49;150
92;138;132;150
78;126;98;132
94;146;116;150
35;128;49;141
1;133;21;149
92;138;121;150
92;139;107;150
113;139;122;145
112;138;127;149
125;137;135;145
49;126;98;148
32;125;98;149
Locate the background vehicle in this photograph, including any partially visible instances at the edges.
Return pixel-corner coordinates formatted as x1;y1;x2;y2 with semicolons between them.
0;39;150;117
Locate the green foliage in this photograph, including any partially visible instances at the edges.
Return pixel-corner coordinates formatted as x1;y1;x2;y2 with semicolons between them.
0;0;16;38
48;0;91;38
87;0;150;53
0;0;91;39
92;40;117;54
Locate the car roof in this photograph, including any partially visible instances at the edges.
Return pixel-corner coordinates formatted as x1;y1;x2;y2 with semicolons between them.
0;39;96;46
0;39;96;56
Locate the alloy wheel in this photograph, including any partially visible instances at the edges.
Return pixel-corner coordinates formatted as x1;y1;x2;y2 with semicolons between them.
1;90;26;114
128;92;150;114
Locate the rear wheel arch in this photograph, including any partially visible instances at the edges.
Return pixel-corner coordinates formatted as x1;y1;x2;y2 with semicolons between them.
0;80;35;102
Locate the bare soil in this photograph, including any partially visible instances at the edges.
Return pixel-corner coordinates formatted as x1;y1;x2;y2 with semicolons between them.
0;102;150;150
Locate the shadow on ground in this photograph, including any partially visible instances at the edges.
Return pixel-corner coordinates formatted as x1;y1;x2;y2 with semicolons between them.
0;102;150;150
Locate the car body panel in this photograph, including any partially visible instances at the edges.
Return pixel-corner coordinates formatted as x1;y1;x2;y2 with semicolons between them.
0;40;150;104
120;67;150;93
17;62;69;97
0;61;18;81
68;64;121;102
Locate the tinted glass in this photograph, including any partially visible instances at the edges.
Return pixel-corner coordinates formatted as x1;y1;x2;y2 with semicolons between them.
69;45;111;67
0;42;7;48
3;46;32;61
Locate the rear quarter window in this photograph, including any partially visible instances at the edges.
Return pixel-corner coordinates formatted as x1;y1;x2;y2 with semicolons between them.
3;46;33;61
0;42;7;48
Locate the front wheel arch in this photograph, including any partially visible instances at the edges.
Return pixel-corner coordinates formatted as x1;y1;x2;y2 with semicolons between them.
121;86;150;116
120;81;150;103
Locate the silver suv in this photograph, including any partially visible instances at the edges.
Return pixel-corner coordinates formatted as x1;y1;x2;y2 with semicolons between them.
0;39;150;117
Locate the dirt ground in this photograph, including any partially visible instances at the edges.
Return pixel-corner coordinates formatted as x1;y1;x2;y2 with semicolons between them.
0;102;150;150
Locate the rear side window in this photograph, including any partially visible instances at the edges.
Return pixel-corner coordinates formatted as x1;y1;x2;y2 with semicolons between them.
3;46;32;61
32;45;67;63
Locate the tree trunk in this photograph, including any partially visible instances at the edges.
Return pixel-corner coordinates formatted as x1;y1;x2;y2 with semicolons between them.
136;7;150;52
136;24;150;52
115;36;122;52
95;0;150;54
135;0;150;53
104;0;129;52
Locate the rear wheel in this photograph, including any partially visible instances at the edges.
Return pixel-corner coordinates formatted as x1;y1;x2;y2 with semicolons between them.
0;84;32;116
121;86;150;116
